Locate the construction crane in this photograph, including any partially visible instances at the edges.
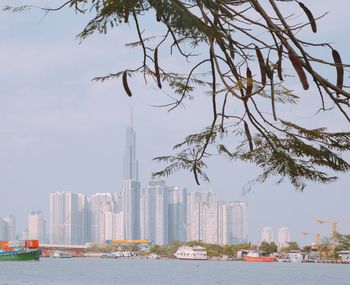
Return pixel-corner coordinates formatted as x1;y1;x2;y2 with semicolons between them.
300;231;321;246
316;220;350;237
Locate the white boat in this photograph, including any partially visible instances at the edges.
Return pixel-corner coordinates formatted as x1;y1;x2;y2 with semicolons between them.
52;250;72;258
174;246;208;260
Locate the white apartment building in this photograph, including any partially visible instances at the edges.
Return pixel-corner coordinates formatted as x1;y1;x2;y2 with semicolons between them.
167;186;187;243
261;227;274;243
50;192;82;245
278;227;291;249
28;211;46;243
140;180;168;245
223;202;248;245
90;193;114;243
187;190;218;243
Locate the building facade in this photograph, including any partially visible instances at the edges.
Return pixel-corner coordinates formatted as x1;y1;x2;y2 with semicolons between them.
28;211;46;243
261;227;274;243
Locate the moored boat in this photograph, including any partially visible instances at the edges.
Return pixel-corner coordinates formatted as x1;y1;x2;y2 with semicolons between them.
0;249;41;261
174;246;208;260
52;250;72;258
0;240;41;261
243;251;275;262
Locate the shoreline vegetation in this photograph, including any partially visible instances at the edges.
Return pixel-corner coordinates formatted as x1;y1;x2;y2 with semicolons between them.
82;237;350;263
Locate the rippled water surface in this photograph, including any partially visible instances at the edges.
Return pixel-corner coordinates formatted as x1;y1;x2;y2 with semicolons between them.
0;258;349;285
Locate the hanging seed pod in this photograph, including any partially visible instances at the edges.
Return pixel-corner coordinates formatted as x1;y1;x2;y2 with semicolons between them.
244;121;254;151
154;48;162;89
298;2;317;33
288;49;309;90
122;71;132;97
246;67;253;97
124;9;129;23
332;49;344;96
255;46;266;86
277;45;283;81
266;60;273;80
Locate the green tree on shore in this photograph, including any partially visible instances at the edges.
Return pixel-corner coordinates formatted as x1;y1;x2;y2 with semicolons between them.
259;242;277;254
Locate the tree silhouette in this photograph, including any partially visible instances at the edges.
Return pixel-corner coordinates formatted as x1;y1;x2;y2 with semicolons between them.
5;1;350;190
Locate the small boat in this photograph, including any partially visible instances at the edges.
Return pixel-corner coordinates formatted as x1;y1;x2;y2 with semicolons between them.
52;250;72;258
148;253;160;259
243;251;275;262
174;246;208;260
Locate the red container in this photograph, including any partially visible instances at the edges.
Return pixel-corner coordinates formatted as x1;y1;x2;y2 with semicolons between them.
0;241;9;248
25;240;39;248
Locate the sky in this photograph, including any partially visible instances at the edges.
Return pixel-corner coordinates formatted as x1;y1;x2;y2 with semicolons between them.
0;0;350;244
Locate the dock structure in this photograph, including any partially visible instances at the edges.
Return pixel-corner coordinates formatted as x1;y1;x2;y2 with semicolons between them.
40;244;87;257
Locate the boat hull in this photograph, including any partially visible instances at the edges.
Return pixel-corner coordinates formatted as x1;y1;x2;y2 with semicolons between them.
0;250;41;261
243;256;275;262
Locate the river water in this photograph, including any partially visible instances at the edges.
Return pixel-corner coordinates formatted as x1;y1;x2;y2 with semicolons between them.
0;258;349;285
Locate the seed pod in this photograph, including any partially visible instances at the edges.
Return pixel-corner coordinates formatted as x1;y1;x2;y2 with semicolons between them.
154;48;162;89
255;46;266;86
122;71;132;97
246;67;253;97
124;9;129;23
277;45;283;81
244;121;254;151
228;39;235;61
266;60;273;80
298;2;317;33
288;49;309;90
332;49;343;96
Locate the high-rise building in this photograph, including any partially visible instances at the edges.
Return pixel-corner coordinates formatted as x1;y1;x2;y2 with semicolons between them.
3;215;16;240
261;227;274;243
90;193;114;243
123;117;138;181
0;217;6;240
121;114;140;240
187;190;218;242
50;192;81;245
122;180;140;240
28;211;46;243
222;201;248;245
140;180;168;245
168;186;187;243
278;227;291;249
77;194;90;244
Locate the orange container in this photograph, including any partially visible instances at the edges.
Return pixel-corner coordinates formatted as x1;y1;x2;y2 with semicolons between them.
0;241;9;248
25;240;39;248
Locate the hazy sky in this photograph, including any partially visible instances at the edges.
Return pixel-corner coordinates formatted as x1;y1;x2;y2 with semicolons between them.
1;1;349;244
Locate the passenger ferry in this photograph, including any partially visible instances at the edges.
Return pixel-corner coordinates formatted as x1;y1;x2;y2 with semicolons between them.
174;246;208;260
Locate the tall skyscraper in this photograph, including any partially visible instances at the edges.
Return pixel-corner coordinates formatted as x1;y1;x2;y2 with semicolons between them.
122;180;140;240
140;180;168;245
50;192;81;245
123;112;138;181
28;211;46;243
278;227;291;249
261;227;274;243
168;186;187;243
121;113;140;240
